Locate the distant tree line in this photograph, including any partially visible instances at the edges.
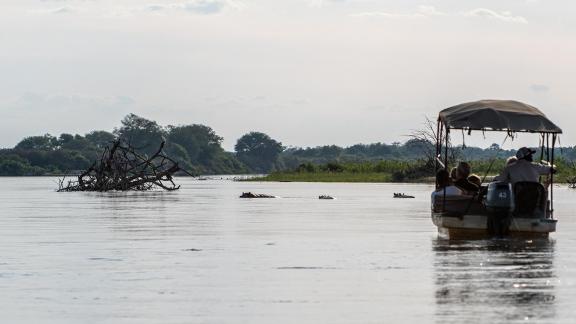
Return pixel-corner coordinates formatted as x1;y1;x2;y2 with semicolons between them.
0;114;287;176
279;140;576;169
1;113;576;176
0;114;232;176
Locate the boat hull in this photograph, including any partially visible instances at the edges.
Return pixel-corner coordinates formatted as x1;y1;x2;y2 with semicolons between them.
431;212;556;239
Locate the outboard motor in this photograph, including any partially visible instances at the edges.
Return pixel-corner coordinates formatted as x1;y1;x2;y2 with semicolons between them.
485;181;515;213
485;181;514;236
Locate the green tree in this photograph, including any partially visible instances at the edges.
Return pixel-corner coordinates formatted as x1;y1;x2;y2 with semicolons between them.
235;132;284;173
85;131;116;149
58;134;93;151
15;134;58;151
114;114;165;155
0;154;45;176
403;138;435;159
318;145;343;160
166;124;223;164
0;159;30;176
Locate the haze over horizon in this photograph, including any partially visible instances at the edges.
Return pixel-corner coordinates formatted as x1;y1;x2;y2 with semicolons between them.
1;0;575;151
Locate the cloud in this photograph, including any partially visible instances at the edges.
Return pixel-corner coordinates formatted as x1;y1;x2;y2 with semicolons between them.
30;6;77;15
463;8;528;24
12;92;135;113
39;0;92;2
417;5;444;16
530;84;550;92
352;6;527;24
351;6;449;19
143;0;233;15
308;0;349;7
32;0;235;17
351;11;422;19
51;7;75;14
1;92;137;147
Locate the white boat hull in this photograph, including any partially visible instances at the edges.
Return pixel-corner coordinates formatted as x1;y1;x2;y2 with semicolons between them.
431;212;556;238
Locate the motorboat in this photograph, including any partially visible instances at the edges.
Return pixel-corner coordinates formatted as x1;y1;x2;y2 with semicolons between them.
431;100;561;238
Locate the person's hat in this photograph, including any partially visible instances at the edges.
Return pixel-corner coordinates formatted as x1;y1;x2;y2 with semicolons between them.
516;147;536;159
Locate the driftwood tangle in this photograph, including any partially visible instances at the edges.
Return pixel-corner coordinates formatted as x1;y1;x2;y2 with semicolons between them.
58;140;189;192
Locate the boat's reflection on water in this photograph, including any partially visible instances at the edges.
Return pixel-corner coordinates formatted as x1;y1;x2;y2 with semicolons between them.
433;238;556;323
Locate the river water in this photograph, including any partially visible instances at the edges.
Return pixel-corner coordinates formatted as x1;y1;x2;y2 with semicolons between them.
1;177;575;324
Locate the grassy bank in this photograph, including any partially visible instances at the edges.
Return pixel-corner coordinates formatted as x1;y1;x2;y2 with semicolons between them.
248;159;576;183
248;160;428;183
253;171;394;183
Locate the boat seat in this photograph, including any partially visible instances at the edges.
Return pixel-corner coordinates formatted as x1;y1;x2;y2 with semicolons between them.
513;182;547;218
433;194;487;216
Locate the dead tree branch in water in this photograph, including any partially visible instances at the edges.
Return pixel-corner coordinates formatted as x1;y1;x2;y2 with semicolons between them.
407;116;460;166
58;140;192;192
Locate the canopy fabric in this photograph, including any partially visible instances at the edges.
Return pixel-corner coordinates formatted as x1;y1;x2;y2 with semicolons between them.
439;100;562;134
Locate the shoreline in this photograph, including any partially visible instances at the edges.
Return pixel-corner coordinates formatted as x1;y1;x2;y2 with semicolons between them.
0;174;573;185
245;173;574;184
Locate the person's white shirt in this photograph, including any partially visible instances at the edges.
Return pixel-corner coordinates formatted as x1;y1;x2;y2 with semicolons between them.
431;185;464;204
498;159;552;185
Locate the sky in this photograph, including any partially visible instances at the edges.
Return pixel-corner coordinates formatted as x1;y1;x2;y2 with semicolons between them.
1;0;575;151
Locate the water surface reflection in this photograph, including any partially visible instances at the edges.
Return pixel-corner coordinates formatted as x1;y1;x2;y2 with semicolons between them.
433;238;556;323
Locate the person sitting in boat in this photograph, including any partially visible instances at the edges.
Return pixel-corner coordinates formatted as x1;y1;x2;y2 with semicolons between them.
450;167;458;182
432;169;463;203
492;156;518;182
506;155;518;166
467;174;482;188
498;147;554;185
454;162;479;193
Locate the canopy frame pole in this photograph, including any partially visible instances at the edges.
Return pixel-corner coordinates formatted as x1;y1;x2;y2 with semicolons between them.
546;133;550;162
435;118;441;189
444;126;449;172
443;125;450;213
550;134;556;219
438;121;444;168
540;133;545;162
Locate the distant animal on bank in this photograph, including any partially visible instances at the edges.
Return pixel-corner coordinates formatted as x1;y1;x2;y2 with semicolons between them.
319;195;335;200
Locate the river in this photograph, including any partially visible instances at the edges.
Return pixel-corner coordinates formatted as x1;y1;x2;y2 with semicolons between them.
1;177;575;323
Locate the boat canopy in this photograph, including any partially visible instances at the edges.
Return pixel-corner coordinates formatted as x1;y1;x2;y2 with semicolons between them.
439;100;562;134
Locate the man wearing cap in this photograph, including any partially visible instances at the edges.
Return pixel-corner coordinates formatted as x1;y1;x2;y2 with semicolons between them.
498;147;553;185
